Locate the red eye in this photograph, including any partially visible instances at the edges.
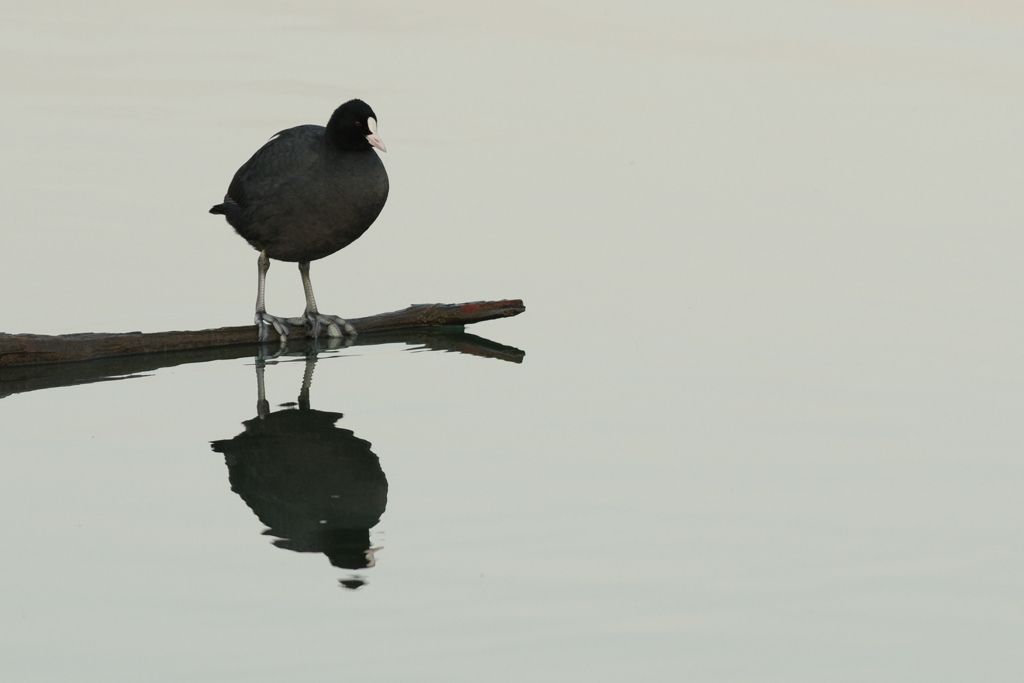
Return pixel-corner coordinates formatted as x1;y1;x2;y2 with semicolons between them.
354;121;362;126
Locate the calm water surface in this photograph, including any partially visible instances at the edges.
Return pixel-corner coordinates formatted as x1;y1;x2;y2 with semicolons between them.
2;1;1024;680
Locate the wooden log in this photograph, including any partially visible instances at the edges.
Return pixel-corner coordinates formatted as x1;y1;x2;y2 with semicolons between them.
0;328;525;400
0;299;525;367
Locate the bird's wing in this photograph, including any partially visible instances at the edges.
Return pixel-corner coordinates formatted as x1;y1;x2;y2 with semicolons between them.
224;125;326;209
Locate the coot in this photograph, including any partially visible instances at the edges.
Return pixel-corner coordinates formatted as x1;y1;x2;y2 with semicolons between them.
210;99;389;341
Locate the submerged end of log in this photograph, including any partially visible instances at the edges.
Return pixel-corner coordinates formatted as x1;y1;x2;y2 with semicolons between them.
0;299;525;367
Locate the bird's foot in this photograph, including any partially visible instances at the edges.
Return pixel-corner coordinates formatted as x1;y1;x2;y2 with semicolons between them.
287;312;357;339
255;311;292;343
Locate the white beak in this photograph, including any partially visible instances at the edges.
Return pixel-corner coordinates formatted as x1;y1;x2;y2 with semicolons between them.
366;133;387;153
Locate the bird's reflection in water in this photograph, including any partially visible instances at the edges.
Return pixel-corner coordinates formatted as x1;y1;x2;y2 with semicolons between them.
211;348;386;589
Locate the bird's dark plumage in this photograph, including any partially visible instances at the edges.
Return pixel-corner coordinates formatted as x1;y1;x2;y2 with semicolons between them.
211;99;388;263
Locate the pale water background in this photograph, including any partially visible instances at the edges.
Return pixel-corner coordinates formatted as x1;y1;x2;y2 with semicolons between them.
2;1;1024;681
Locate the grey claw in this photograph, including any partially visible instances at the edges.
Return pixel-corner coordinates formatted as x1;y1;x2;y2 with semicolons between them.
321;314;357;339
256;312;291;342
298;313;354;339
255;314;271;342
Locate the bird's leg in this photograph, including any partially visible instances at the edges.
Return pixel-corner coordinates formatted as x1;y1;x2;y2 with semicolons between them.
254;250;291;343
293;261;357;339
297;260;322;338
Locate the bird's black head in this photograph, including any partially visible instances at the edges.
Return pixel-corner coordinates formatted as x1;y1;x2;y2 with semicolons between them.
326;99;387;153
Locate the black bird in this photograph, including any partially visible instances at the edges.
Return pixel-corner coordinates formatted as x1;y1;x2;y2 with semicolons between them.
210;99;389;341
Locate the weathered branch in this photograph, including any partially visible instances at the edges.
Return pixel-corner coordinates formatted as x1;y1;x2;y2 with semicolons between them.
0;327;525;400
0;299;524;367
